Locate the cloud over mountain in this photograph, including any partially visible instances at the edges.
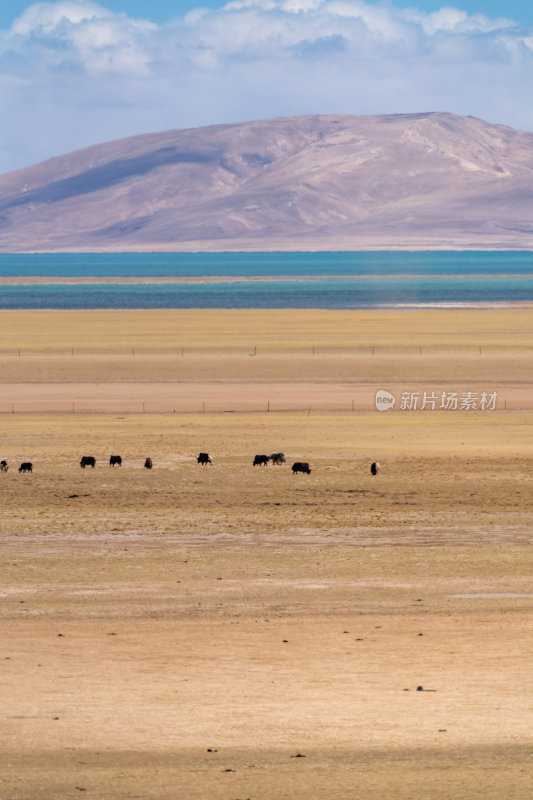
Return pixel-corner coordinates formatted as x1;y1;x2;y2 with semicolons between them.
0;1;532;173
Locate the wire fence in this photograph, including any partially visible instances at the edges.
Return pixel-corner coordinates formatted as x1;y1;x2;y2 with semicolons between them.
0;397;529;414
0;344;533;358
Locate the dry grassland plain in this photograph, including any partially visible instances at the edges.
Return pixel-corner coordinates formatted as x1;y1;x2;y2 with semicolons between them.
0;309;532;800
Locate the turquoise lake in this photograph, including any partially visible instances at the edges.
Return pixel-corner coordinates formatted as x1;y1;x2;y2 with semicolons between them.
0;251;532;308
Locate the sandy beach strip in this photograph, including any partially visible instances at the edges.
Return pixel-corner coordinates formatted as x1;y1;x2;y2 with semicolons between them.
1;272;533;286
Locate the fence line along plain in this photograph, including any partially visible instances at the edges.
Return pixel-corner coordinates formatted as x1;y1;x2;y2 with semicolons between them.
1;344;533;358
0;397;528;414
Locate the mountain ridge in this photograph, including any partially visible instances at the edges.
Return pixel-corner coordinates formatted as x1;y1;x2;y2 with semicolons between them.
1;112;533;252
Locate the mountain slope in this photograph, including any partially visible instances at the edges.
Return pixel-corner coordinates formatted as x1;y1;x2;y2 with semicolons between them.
1;113;533;251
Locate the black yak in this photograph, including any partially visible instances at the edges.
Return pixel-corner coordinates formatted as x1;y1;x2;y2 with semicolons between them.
292;462;311;475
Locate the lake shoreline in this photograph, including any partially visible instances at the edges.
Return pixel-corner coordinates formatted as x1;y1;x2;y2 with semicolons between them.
1;272;533;286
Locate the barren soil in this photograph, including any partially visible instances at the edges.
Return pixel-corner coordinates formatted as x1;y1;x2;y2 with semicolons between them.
0;309;532;799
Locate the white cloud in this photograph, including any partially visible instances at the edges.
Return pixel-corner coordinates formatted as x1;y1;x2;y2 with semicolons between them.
0;0;532;173
6;1;156;74
10;1;110;35
402;6;514;35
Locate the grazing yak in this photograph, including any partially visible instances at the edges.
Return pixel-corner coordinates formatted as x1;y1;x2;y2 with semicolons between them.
109;455;122;467
144;458;153;469
268;452;286;465
80;456;96;469
370;461;380;476
197;452;212;465
19;462;32;473
292;462;311;475
253;454;269;467
0;460;8;472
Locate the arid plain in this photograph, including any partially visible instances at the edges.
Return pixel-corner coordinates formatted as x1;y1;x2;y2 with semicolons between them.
1;308;532;800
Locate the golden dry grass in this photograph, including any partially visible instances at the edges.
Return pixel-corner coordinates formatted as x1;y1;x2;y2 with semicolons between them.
0;308;533;352
0;309;532;799
0;309;532;413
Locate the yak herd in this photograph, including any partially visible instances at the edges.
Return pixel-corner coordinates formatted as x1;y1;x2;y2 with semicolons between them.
2;454;380;475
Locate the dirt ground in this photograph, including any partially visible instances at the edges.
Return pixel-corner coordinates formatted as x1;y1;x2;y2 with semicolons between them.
0;309;532;799
0;308;532;413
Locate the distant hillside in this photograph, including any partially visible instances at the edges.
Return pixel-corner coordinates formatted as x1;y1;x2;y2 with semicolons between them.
1;113;533;252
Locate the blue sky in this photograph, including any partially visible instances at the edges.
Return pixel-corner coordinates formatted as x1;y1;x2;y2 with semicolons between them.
0;0;532;173
2;1;533;25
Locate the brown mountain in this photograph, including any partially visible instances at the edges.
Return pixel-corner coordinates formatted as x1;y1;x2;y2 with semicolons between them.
1;112;533;252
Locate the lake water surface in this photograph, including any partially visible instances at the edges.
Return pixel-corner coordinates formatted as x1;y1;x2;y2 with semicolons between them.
0;251;531;308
